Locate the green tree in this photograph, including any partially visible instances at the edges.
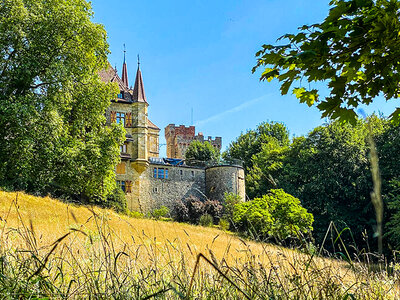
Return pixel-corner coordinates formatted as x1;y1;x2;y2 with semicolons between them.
223;121;289;171
253;0;400;123
246;138;289;199
278;118;387;249
233;189;314;241
0;0;125;201
185;141;219;165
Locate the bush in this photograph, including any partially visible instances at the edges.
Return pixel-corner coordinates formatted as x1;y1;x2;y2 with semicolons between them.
127;210;144;219
199;214;214;227
222;192;242;227
172;199;190;222
105;188;127;213
151;206;169;219
233;189;313;241
204;200;223;224
218;218;230;231
185;196;205;223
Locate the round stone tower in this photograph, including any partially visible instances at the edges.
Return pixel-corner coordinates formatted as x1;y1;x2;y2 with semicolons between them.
205;165;245;202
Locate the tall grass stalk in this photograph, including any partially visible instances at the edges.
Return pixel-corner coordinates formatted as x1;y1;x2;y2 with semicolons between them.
0;192;399;299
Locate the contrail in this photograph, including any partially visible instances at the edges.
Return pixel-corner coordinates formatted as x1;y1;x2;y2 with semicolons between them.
195;93;273;126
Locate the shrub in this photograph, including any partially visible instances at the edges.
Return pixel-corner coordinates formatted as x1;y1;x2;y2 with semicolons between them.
204;200;223;224
233;189;313;241
222;192;242;228
199;214;214;227
127;210;144;219
105;188;127;213
218;218;230;231
151;206;169;219
185;196;205;223
172;199;190;222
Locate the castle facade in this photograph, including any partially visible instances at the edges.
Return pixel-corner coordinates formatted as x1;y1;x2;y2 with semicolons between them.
100;59;245;213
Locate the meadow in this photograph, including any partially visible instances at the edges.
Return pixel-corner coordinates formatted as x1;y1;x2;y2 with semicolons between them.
0;190;398;299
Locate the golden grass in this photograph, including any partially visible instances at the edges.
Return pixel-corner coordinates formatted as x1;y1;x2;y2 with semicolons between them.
0;190;399;299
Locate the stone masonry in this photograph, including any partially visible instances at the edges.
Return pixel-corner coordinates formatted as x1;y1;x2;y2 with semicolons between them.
101;57;244;213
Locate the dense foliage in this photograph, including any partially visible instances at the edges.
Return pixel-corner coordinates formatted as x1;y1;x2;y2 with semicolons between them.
185;141;220;166
223;121;289;172
254;0;400;123
224;118;400;253
233;189;313;241
0;0;125;201
172;196;223;224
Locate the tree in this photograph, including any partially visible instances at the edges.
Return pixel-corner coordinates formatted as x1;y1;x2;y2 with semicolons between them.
0;0;125;201
253;0;400;123
223;121;289;171
185;141;219;165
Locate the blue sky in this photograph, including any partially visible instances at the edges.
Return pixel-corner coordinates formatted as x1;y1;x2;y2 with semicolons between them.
91;0;398;156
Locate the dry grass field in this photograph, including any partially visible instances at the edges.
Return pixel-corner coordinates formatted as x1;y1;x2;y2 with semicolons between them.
0;190;399;299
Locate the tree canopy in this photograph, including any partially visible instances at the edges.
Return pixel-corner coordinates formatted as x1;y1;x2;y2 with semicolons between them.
185;141;219;165
0;0;124;201
223;117;400;253
253;0;400;123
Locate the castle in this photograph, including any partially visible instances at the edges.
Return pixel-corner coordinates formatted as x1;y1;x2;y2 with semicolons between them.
100;57;245;213
165;124;222;159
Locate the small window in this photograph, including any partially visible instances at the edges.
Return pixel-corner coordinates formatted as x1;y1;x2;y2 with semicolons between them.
153;168;157;178
153;167;169;179
179;170;183;176
116;162;126;174
116;180;126;192
153;187;158;193
191;170;195;178
116;112;125;126
117;92;123;99
120;143;127;153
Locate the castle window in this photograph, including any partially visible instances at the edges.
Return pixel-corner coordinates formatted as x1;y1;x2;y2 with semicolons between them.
179;169;183;179
153;167;157;178
116;162;126;174
116;112;125;126
153;167;169;179
191;170;195;178
116;180;126;192
120;143;127;153
153;187;158;193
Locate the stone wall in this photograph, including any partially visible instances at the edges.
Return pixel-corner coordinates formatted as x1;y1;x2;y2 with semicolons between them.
140;164;206;210
205;165;245;202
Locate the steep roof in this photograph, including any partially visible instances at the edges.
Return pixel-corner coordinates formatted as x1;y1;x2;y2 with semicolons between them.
132;66;147;103
121;52;129;87
147;119;160;130
99;63;131;93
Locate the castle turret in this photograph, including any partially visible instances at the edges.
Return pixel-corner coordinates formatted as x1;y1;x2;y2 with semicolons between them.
131;59;149;173
121;48;128;88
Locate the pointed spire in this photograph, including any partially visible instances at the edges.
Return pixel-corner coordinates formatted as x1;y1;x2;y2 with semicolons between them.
121;44;128;87
132;54;147;103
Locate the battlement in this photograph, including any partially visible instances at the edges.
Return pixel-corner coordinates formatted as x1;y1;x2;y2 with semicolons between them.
165;124;222;159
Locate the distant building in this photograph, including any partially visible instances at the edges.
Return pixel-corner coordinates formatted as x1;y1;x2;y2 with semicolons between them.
100;56;243;213
165;124;222;159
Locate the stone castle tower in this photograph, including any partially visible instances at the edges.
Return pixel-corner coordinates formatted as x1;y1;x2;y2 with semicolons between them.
100;55;245;213
165;124;222;159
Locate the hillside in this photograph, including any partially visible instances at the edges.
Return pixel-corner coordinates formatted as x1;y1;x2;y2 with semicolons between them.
0;190;398;299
